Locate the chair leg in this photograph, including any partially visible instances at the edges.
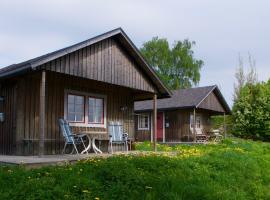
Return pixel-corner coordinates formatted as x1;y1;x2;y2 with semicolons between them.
73;143;79;154
71;146;75;154
110;142;113;154
62;143;67;154
80;137;88;155
126;141;128;152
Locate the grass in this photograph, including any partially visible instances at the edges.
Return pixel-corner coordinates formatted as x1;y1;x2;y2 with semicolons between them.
1;138;270;200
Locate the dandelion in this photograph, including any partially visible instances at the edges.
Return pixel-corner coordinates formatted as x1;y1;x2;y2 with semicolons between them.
82;189;90;193
95;197;100;200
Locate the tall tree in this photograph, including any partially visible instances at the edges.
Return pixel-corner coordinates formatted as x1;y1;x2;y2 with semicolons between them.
233;54;258;102
140;37;203;89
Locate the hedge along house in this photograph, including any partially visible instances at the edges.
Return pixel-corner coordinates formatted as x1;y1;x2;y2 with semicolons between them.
134;85;231;143
0;28;170;155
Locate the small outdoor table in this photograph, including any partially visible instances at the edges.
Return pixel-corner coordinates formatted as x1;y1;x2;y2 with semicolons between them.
80;131;107;154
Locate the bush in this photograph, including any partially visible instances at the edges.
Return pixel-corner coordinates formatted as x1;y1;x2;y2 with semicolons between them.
232;80;270;141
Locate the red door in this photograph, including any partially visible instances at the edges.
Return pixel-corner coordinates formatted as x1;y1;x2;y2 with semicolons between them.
157;112;164;141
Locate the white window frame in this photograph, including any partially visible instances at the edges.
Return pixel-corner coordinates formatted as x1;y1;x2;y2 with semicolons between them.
64;89;107;128
190;113;202;129
138;113;150;130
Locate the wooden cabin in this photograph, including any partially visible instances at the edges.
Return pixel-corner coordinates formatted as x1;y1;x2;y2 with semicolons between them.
0;28;170;155
134;86;231;142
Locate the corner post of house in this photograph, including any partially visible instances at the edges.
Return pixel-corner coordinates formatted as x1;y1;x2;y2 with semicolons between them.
153;94;157;152
39;70;46;156
193;108;196;142
223;112;226;138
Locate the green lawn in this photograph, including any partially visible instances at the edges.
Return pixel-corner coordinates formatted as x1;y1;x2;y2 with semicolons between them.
1;139;270;200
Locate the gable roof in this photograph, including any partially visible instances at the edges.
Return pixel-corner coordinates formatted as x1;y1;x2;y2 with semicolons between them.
134;85;231;114
0;28;171;97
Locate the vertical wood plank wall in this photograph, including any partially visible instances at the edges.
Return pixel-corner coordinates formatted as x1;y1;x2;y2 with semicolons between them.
40;38;156;94
0;81;17;154
14;72;135;155
135;109;212;142
198;92;225;113
134;112;152;141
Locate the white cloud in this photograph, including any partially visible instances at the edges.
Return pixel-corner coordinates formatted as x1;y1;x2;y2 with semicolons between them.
0;0;269;106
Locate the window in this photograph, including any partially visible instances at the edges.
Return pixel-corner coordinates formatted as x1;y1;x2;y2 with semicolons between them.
88;97;104;124
65;90;106;128
190;114;194;128
190;114;201;129
196;116;201;128
138;114;149;130
67;94;84;122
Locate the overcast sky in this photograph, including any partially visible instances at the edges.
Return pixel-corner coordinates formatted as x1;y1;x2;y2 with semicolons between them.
1;0;270;106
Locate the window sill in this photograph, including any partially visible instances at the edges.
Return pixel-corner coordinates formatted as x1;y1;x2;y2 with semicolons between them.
138;128;150;131
69;122;106;128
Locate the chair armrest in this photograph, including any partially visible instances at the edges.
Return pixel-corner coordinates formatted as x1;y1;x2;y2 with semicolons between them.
70;133;86;138
123;133;128;141
109;135;112;142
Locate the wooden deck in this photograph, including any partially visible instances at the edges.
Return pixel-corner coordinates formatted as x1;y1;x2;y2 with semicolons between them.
0;154;113;168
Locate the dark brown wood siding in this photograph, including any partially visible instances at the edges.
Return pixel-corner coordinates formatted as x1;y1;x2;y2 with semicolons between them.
14;72;135;155
135;109;212;142
39;38;156;94
198;92;225;113
135;112;152;141
0;81;17;154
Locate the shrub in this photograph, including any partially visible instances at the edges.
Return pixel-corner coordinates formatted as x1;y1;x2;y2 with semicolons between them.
232;80;270;141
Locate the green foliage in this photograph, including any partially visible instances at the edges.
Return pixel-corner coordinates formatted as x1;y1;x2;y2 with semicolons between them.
232;80;270;141
210;115;233;135
140;37;203;89
1;139;270;199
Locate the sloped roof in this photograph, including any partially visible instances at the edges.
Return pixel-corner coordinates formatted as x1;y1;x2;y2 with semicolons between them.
0;28;171;97
134;85;231;114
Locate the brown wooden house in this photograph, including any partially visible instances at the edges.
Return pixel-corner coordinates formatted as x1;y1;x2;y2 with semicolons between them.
0;28;170;155
134;85;231;142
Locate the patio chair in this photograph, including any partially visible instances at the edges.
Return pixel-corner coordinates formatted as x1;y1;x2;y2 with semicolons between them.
212;129;223;142
108;121;128;153
191;128;208;143
58;119;88;154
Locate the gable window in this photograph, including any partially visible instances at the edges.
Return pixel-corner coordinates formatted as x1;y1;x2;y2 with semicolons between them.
65;90;106;128
138;114;150;130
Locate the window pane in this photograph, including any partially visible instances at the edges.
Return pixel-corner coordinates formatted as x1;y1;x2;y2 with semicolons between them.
68;95;75;104
144;116;148;128
75;96;84;105
75;113;83;122
96;98;103;123
96;98;103;107
139;115;148;129
88;97;104;124
67;113;75;121
88;98;95;123
95;105;102;123
67;94;84;122
68;103;75;113
75;104;84;113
